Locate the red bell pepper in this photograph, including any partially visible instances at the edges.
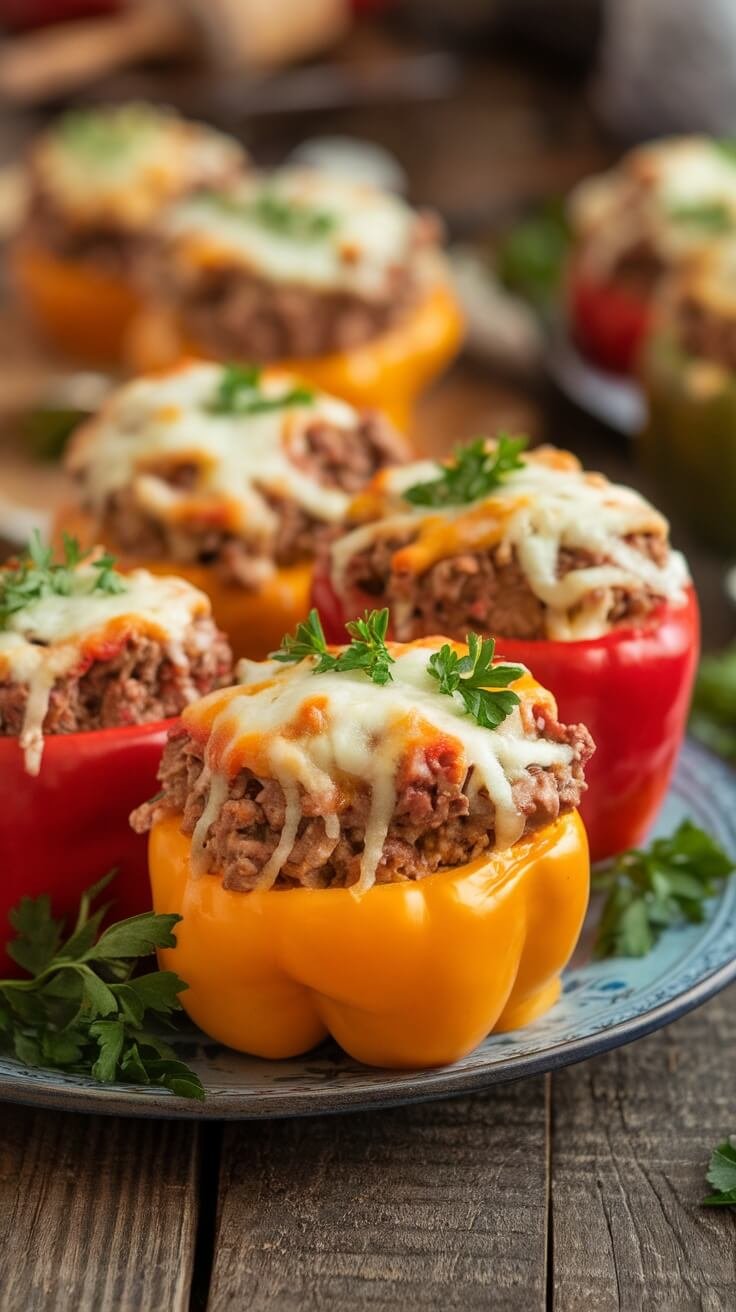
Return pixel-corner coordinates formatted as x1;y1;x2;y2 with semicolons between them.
312;565;700;863
567;262;653;377
0;719;170;975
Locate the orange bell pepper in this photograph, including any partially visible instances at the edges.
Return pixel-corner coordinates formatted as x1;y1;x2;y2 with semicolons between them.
10;239;141;365
125;283;465;432
149;808;589;1069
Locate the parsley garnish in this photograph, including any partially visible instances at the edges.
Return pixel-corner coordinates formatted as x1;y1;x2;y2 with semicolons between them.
404;434;527;508
715;138;736;166
427;633;524;729
208;363;314;416
0;533;125;630
690;644;736;762
668;201;733;233
704;1139;736;1207
0;873;204;1100
207;188;336;240
272;607;395;685
496;199;569;308
592;820;734;959
57;105;156;161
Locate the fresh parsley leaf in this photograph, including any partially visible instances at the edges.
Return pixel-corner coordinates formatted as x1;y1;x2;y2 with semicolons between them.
668;201;733;233
427;633;523;729
7;894;64;976
320;609;395;685
496;199;570;308
690;645;736;763
0;533;126;630
404;434;528;508
207;189;336;240
0;876;204;1100
703;1139;736;1206
592;820;734;959
271;608;330;664
208;363;314;417
715;138;736;166
272;608;395;686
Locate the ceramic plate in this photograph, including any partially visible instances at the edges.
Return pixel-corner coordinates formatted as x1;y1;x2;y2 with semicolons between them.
0;739;734;1120
546;324;645;437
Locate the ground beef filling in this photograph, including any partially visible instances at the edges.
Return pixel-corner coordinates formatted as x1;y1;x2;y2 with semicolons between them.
22;193;144;275
94;413;406;588
0;617;231;737
673;292;736;372
146;213;440;359
341;531;670;641
132;709;594;890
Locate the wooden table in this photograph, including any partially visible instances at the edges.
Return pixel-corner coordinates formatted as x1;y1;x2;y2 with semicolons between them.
1;28;735;1310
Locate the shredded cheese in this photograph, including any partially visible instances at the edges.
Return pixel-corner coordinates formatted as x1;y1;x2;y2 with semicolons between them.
329;448;690;641
569;136;736;277
0;565;211;775
183;643;573;892
159;167;425;300
68;363;368;543
31;103;244;231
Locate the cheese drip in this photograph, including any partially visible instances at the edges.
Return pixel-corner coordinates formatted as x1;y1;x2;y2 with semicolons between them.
160;166;423;299
330;448;690;641
0;566;210;775
185;645;574;892
69;363;366;542
32;104;244;231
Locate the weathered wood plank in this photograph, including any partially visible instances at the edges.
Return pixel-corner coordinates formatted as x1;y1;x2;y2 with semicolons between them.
208;1078;549;1312
0;1108;200;1312
551;987;736;1311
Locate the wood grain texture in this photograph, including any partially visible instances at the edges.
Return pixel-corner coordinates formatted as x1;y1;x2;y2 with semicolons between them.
208;1079;549;1312
551;987;736;1312
0;1108;199;1312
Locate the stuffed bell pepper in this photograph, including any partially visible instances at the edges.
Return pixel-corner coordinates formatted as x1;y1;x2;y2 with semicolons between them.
567;135;736;375
132;617;593;1068
312;438;698;862
126;166;464;429
62;359;408;659
641;240;736;553
0;536;232;973
10;103;246;363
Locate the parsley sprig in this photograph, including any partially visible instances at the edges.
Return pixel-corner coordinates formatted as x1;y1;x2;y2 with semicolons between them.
404;434;527;508
667;201;733;233
592;820;734;959
704;1139;736;1207
272;607;395;686
0;873;203;1100
428;634;523;729
0;533;125;630
273;612;523;724
208;188;336;240
208;364;314;417
690;644;736;762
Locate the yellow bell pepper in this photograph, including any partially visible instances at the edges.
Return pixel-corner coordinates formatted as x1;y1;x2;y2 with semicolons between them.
149;808;589;1069
125;284;465;432
10;240;142;365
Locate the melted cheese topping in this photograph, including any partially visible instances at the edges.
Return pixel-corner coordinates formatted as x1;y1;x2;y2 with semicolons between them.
159;167;425;299
0;564;211;775
184;642;572;892
68;362;365;542
31;104;245;231
330;448;690;641
673;237;736;318
569;136;736;274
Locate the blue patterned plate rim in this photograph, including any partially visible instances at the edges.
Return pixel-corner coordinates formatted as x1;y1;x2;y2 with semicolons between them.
0;739;733;1119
